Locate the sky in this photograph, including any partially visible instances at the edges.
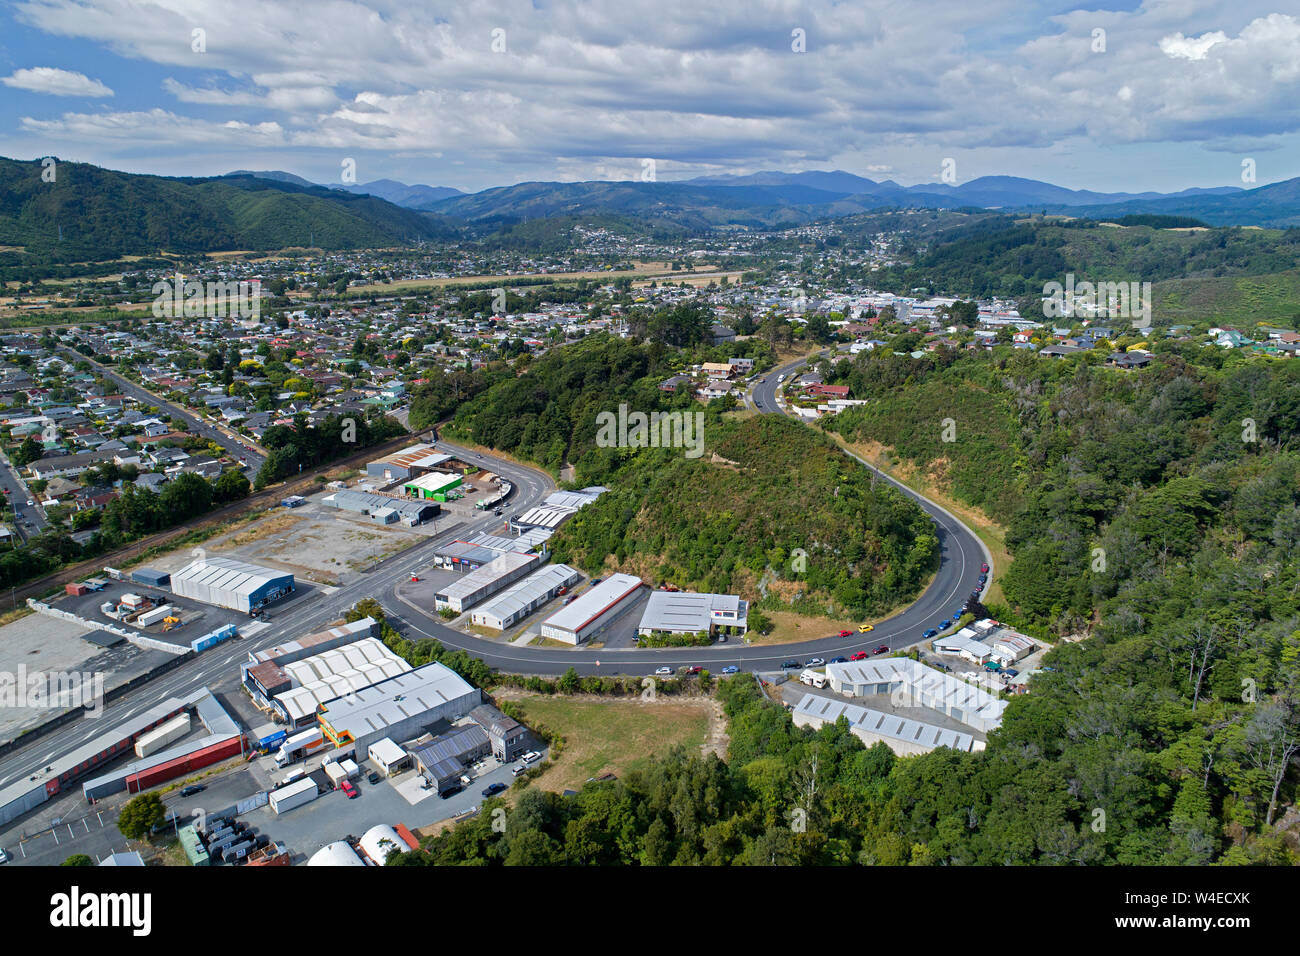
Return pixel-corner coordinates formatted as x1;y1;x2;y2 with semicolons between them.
1;0;1298;195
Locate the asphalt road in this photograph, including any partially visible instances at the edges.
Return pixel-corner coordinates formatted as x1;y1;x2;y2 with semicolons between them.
375;357;992;676
0;382;992;834
59;347;267;473
0;451;47;543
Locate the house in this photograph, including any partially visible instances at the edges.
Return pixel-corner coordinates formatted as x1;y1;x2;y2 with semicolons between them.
1039;345;1084;359
697;381;734;401
727;357;755;373
806;384;850;399
711;323;737;345
1107;351;1151;369
658;374;693;394
701;362;736;380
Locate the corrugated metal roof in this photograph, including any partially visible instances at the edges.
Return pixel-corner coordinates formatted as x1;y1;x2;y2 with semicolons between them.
792;693;976;752
542;573;643;635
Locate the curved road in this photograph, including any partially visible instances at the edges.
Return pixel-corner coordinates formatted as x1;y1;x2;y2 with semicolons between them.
382;356;992;676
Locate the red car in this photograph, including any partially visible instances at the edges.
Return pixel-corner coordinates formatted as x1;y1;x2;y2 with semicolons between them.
980;563;990;573
339;780;358;799
686;665;703;674
850;651;869;661
872;645;889;655
836;629;852;638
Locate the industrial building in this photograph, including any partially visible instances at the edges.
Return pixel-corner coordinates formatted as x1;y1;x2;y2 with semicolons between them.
366;443;460;483
470;563;581;631
316;663;481;759
932;628;994;663
265;637;413;728
636;590;748;638
411;724;491;793
170;556;295;614
359;824;418;864
308;841;366;866
539;573;644;645
470;703;529;762
508;504;578;534
431;540;499;573
403;471;462;500
791;693;980;756
321;489;440;526
0;691;198;826
824;658;1007;733
434;550;540;613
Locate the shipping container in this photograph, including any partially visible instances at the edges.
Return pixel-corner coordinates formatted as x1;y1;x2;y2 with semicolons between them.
65;582;90;596
269;777;319;814
135;604;174;628
125;736;244;792
131;568;171;588
133;713;192;758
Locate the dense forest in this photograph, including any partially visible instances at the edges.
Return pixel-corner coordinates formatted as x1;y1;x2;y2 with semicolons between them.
443;329;772;474
550;414;938;617
389;657;1298;864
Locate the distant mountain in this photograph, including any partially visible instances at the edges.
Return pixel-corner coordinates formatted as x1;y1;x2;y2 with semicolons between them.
682;170;1244;209
0;157;457;261
226;169;319;189
1048;177;1300;228
336;179;464;210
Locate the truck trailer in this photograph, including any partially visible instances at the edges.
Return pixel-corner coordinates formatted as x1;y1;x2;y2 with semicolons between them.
269;777;319;815
274;727;324;766
135;604;174;628
133;713;193;758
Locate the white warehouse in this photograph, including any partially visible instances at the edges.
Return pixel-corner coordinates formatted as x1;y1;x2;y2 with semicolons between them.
825;658;1007;734
170;556;295;614
469;564;581;631
791;693;981;756
539;573;644;645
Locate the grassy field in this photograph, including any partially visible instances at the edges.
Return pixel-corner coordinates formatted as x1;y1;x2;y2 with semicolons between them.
1154;270;1300;326
509;694;713;793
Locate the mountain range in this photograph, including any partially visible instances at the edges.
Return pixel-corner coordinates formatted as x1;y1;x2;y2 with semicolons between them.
4;156;1300;264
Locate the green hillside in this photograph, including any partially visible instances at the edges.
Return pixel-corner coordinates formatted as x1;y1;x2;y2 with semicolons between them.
0;156;454;262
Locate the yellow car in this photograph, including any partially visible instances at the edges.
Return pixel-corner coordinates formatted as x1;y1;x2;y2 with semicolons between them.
858;624;874;633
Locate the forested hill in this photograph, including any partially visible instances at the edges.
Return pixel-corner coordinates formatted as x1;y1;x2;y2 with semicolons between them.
869;216;1300;309
549;414;938;618
393;343;1300;866
0;156;455;262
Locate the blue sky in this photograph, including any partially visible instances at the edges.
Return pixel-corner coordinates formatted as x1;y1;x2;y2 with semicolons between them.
1;0;1298;194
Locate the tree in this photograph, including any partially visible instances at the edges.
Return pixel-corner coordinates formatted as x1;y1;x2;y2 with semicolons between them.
60;854;94;866
117;792;165;840
12;435;43;466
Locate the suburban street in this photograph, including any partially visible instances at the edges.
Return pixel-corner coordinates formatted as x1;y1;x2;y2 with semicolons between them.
58;346;267;473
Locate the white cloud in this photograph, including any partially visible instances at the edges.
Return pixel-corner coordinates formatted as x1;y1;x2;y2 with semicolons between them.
1159;31;1228;60
2;67;113;97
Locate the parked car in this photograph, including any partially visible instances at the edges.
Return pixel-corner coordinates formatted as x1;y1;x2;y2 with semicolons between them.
781;660;801;669
564;594;578;604
590;578;603;586
511;764;528;776
858;623;874;632
939;619;951;629
721;665;740;675
520;751;543;764
654;666;673;676
850;651;869;661
923;628;938;639
978;574;987;584
829;656;847;663
410;575;419;583
0;847;10;864
685;665;703;674
836;630;852;638
367;771;381;785
439;783;463;799
980;562;990;573
807;658;825;667
179;784;205;797
482;782;508;797
340;780;359;799
873;645;889;655
556;586;568;596
1003;668;1020;677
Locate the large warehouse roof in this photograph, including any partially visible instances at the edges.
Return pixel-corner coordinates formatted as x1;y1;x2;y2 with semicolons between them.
541;573;642;634
437;550;538;605
793;693;977;752
171;556;293;607
474;564;579;624
308;842;366;866
638;590;747;633
275;638;412;724
318;663;477;742
825;658;1007;727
